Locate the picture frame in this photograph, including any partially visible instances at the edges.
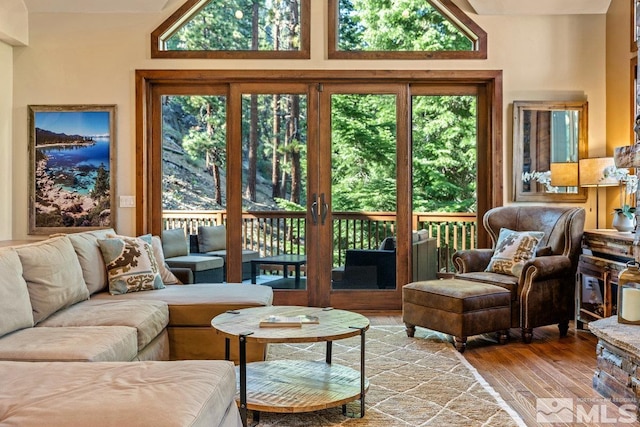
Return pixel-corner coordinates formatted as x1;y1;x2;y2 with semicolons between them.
28;105;117;235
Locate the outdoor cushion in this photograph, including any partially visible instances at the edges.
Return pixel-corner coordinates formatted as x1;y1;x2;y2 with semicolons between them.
0;326;137;362
203;249;260;263
198;225;226;252
162;228;189;258
165;255;224;271
0;248;33;338
38;299;169;351
15;236;90;324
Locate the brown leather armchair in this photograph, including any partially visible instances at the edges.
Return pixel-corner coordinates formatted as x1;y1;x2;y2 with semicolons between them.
452;206;585;343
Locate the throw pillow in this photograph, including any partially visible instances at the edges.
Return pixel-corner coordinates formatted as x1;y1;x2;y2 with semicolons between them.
198;225;226;253
15;236;90;324
0;248;34;337
151;235;181;285
161;228;189;258
485;228;545;277
98;235;165;295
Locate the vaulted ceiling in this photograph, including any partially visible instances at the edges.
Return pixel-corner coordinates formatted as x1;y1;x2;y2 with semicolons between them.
20;0;612;15
22;0;170;13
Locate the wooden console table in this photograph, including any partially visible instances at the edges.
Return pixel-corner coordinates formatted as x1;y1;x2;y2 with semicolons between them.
576;230;638;328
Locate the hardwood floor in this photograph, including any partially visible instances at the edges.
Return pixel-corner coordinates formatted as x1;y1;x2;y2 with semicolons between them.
363;311;636;427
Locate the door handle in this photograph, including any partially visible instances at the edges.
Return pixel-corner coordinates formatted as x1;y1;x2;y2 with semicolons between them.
320;193;329;225
310;193;319;225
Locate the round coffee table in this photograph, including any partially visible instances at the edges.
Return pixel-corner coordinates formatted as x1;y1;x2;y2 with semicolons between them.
211;306;370;426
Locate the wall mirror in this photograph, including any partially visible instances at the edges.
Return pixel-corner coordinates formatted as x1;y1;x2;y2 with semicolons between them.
513;100;588;202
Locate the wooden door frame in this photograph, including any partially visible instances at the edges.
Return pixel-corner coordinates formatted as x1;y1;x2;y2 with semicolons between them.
135;69;503;308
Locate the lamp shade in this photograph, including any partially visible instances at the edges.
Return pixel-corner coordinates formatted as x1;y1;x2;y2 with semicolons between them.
579;157;619;187
550;162;578;187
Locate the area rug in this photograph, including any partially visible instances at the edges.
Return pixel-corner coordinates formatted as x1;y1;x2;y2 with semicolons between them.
254;325;526;426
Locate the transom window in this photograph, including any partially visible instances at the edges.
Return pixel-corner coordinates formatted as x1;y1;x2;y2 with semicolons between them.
151;0;485;60
328;0;487;59
151;0;310;59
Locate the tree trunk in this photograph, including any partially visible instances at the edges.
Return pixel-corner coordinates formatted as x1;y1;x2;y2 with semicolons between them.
272;94;281;199
246;2;260;201
212;163;222;205
204;102;223;205
290;95;301;204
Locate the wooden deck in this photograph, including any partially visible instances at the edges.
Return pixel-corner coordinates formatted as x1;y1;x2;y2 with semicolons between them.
365;311;633;427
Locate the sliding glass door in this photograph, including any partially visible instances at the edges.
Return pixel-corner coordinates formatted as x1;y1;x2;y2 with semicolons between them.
139;70;499;310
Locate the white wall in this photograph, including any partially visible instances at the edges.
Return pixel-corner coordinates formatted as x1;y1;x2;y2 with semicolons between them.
0;41;12;240
10;1;608;238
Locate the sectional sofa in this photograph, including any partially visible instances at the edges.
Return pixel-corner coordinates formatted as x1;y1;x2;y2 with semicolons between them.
0;229;274;426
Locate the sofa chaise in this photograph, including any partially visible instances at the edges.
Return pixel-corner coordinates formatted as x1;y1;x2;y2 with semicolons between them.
0;228;274;426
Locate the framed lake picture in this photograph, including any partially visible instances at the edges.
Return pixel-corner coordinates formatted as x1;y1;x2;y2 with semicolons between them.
28;105;116;235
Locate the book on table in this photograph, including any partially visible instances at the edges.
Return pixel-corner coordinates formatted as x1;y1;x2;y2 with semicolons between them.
259;314;320;328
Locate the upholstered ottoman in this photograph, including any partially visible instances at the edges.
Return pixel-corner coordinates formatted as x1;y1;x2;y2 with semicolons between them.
403;279;511;352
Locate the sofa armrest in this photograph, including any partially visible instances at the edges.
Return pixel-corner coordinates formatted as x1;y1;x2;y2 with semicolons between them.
452;249;493;273
170;267;194;284
521;255;572;282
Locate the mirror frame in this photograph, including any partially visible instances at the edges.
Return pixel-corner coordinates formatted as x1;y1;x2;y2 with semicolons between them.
513;100;588;203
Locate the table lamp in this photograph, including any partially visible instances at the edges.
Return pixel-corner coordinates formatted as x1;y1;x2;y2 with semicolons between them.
550;162;578;187
579;157;619;228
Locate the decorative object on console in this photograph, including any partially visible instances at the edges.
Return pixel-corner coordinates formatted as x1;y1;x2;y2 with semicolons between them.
578;157;619;229
617;260;640;324
603;164;638;232
614;144;640;233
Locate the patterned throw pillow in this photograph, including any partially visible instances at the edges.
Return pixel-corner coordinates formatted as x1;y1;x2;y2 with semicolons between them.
98;235;165;295
485;228;545;277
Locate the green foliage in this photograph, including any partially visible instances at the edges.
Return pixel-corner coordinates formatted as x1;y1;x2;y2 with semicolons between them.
274;198;304;211
339;0;473;51
165;0;300;51
411;96;477;212
161;0;478;217
331;94;397;212
91;163;109;199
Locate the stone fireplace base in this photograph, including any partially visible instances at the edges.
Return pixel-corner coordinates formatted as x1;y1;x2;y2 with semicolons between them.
589;316;640;419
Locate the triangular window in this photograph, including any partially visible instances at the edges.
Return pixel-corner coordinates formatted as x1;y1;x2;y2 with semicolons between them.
152;0;310;59
329;0;487;59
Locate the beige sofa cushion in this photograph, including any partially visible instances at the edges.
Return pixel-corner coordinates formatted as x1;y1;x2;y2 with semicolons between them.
162;228;189;258
67;228;114;295
151;235;180;284
198;225;226;252
39;299;169;351
15;236;90;324
0;248;34;338
92;283;274;327
0;326;137;362
0;360;240;427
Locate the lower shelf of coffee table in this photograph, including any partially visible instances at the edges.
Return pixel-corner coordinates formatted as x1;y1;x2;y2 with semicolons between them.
235;359;369;413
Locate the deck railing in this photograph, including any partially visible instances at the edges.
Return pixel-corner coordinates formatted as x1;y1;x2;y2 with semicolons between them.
162;210;477;273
